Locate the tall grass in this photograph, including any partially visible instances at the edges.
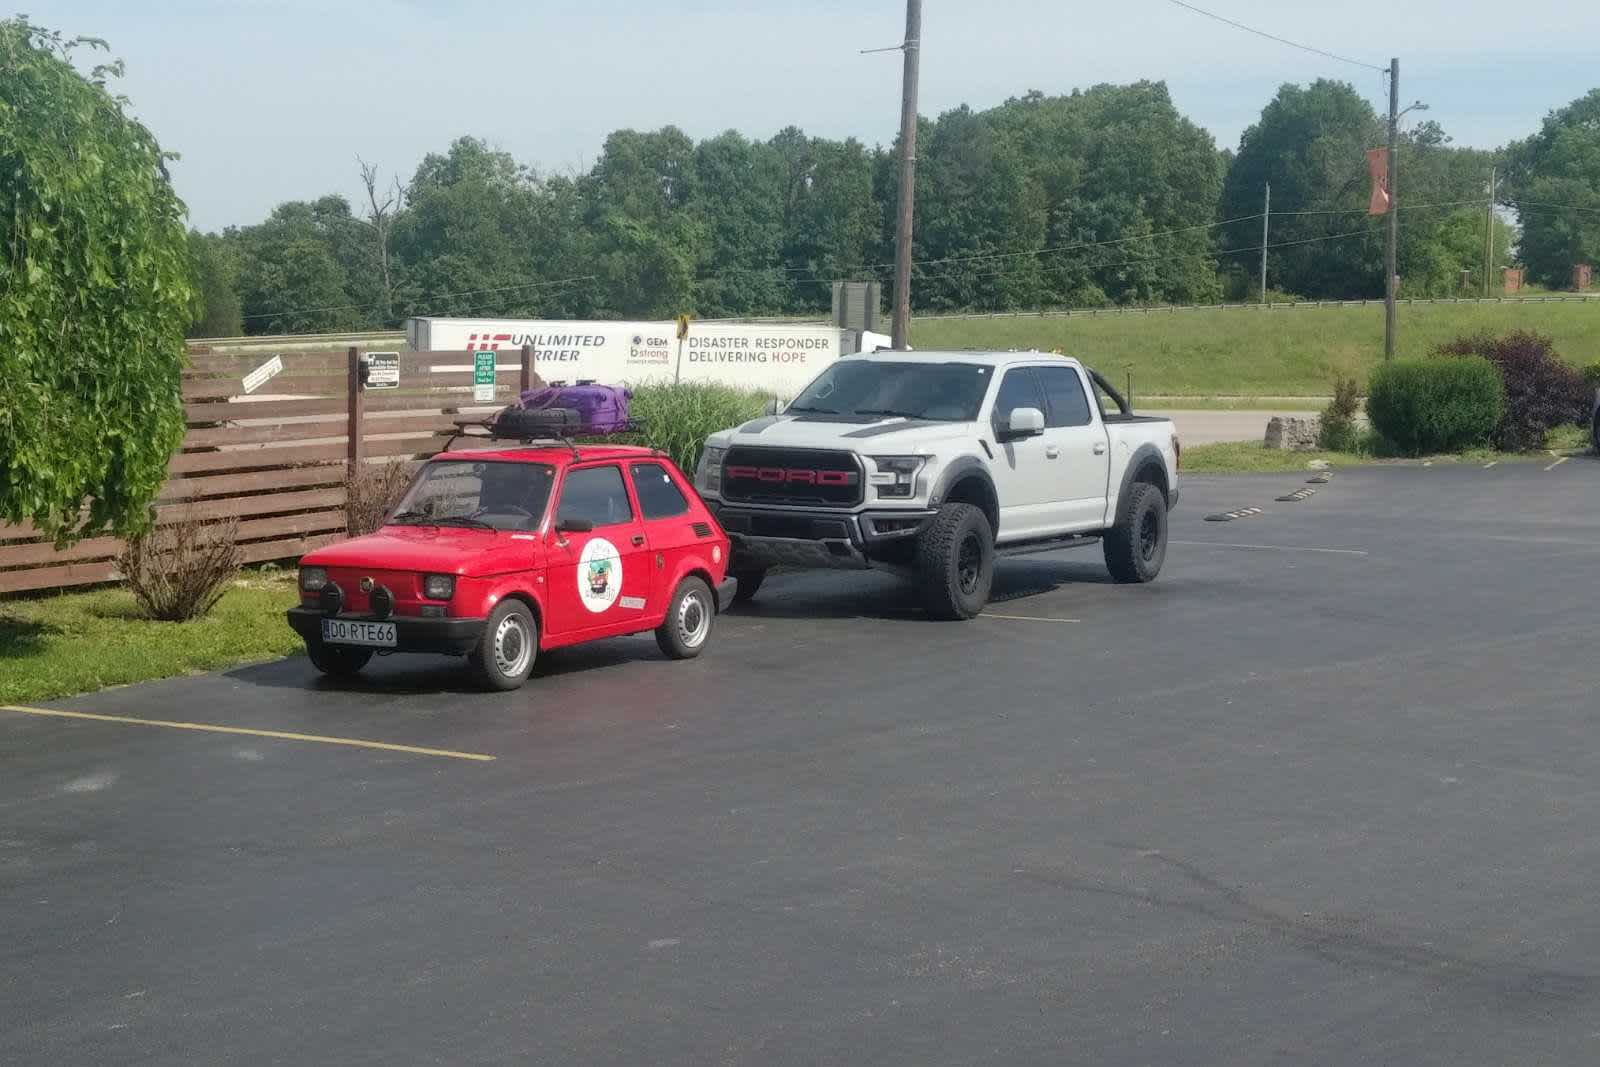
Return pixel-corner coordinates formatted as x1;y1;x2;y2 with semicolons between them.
913;301;1600;397
622;383;773;472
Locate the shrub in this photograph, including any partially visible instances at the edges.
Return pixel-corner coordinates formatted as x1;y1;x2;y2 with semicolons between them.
1434;331;1589;451
117;502;242;622
345;459;415;536
1366;357;1503;456
1582;362;1600;391
1317;373;1362;451
623;383;774;473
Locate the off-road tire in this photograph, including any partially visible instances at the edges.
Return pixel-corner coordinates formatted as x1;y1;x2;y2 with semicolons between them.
470;599;538;691
656;576;715;660
305;640;373;678
730;567;766;605
1104;482;1168;584
916;503;995;620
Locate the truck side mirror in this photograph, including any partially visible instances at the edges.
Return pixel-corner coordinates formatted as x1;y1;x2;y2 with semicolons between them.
1003;407;1045;439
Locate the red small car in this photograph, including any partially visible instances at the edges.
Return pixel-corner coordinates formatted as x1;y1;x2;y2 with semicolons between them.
286;444;735;690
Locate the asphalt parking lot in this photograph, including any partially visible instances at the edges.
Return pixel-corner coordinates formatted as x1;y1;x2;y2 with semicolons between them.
4;457;1600;1065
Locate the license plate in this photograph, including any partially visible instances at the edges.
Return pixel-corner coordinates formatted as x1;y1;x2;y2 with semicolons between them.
321;619;397;647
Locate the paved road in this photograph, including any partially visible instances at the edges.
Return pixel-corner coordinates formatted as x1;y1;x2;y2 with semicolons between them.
5;459;1600;1065
1149;408;1318;445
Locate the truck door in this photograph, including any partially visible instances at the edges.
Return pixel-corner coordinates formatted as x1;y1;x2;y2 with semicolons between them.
987;367;1056;541
1034;364;1115;530
626;459;699;609
545;464;653;638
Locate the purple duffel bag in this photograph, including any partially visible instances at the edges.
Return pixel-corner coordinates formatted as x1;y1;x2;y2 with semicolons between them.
516;381;632;435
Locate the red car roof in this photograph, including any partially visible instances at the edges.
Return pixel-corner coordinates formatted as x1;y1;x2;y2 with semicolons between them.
431;443;667;467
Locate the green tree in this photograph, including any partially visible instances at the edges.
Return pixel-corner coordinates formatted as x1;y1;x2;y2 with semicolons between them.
583;127;705;317
1220;80;1385;299
0;19;191;543
186;230;243;337
1503;89;1600;289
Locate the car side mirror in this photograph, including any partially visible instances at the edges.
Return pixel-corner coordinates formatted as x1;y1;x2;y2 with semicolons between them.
556;517;594;534
1003;407;1046;439
763;397;782;416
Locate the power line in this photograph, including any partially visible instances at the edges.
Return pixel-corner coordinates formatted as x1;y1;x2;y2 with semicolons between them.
1164;0;1387;73
1505;199;1600;216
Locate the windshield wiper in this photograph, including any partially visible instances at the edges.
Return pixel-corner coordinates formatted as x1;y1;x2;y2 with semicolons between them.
854;408;929;420
387;511;493;530
786;404;840;414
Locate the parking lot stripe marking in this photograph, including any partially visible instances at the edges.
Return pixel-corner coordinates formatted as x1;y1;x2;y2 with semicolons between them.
981;613;1082;623
0;705;495;762
1544;456;1568;472
1482;461;1498;469
1172;540;1368;557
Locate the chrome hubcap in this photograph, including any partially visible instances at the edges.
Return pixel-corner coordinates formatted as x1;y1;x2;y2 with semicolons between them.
494;614;533;677
678;591;711;649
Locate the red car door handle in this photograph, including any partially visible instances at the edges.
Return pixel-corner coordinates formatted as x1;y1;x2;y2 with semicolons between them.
631;535;646;547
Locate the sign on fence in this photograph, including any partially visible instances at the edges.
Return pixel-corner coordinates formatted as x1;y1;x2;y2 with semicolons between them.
473;351;498;402
362;351;399;390
241;354;283;395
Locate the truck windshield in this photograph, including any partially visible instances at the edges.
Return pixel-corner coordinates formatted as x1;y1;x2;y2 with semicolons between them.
388;460;556;532
788;361;993;421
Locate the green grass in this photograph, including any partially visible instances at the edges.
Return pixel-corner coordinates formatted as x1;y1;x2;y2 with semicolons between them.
0;574;303;704
1180;442;1375;473
913;301;1600;397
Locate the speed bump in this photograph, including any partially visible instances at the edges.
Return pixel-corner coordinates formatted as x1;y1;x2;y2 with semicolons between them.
1204;506;1264;522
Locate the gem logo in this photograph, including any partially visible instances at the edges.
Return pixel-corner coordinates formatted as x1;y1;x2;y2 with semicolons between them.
577;537;622;613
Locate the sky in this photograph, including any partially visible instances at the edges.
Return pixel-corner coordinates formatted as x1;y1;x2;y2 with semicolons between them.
33;1;1600;232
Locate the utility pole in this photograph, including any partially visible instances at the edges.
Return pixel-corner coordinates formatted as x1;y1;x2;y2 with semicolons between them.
1483;165;1496;298
890;0;921;351
1384;57;1399;359
1260;182;1271;303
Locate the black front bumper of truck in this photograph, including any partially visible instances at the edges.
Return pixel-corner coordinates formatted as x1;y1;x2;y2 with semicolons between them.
709;502;936;570
286;607;485;655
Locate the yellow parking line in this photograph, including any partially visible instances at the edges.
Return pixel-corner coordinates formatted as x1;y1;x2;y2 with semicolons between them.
981;613;1081;623
1544;456;1569;472
0;705;495;762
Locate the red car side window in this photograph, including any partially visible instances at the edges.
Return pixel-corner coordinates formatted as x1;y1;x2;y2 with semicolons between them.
629;462;690;520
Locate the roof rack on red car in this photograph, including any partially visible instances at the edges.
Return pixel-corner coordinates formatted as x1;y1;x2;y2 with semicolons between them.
442;407;642;458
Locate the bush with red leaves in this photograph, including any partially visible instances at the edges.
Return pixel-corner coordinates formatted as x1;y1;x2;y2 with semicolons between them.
1433;331;1590;452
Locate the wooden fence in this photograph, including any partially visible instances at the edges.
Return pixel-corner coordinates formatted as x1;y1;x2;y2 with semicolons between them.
0;346;537;595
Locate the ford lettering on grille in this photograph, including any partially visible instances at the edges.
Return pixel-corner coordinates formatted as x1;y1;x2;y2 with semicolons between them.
725;466;857;487
721;447;863;507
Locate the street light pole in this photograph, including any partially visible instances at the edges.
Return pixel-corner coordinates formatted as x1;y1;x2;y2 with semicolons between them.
890;0;922;351
1384;57;1399;360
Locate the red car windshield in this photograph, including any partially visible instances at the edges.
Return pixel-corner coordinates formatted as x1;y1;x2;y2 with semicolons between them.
389;460;556;532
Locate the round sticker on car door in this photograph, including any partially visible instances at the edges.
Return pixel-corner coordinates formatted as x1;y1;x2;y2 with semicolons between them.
577;537;622;613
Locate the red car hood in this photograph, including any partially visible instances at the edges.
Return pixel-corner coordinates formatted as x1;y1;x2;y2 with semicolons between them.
302;525;540;577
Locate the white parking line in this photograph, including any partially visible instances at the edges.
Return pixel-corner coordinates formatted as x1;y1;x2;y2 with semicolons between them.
1544;456;1569;472
1172;540;1368;557
1482;461;1498;469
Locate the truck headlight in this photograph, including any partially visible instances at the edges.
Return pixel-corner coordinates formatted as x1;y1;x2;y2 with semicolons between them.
697;445;728;493
868;455;926;499
299;566;328;592
422;574;456;601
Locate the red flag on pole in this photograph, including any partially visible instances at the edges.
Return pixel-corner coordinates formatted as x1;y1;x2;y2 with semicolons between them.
1367;148;1391;215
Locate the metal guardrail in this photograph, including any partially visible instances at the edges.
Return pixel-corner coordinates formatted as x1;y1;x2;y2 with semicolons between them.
917;294;1600;322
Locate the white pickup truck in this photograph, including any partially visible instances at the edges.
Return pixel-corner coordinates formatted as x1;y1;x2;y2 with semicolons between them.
695;350;1180;619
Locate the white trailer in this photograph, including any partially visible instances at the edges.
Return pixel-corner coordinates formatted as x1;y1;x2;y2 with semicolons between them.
404;317;880;396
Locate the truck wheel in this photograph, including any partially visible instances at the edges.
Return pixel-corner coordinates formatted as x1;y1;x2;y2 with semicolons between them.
470;600;538;691
305;640;372;678
656;576;715;660
730;567;766;604
917;503;994;620
1105;483;1168;584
